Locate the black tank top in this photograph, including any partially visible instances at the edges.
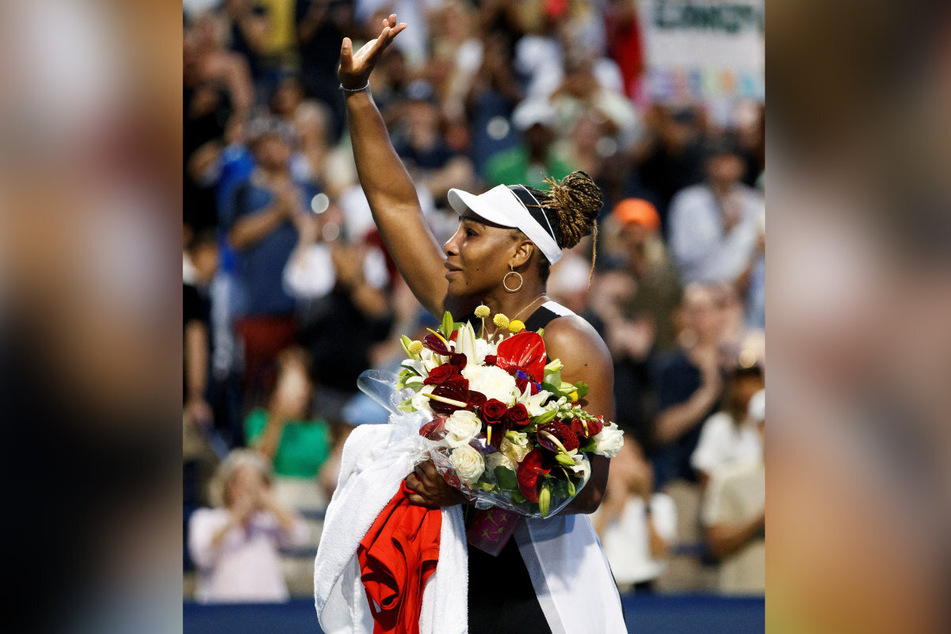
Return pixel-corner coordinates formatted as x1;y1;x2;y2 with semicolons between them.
465;303;567;634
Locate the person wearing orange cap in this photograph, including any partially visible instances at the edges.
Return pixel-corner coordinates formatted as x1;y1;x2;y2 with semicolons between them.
609;198;682;353
591;199;682;456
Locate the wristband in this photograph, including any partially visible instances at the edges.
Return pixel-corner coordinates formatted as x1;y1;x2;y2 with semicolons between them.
339;82;370;93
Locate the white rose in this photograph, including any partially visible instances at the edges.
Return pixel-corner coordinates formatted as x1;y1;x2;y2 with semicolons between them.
593;422;624;458
450;445;485;485
411;385;435;416
462;364;518;405
500;434;531;464
444;409;482;448
485;451;518;474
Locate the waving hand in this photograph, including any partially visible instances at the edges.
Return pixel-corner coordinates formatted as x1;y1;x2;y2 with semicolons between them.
338;14;407;90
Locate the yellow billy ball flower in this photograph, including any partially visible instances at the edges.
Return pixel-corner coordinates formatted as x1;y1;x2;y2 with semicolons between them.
493;314;510;330
474;305;490;319
508;320;525;333
408;340;424;355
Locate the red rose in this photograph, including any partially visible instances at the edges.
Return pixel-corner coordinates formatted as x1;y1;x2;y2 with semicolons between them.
424;364;460;386
480;399;508;424
503;403;530;429
484;355;497;366
516;449;550;503
539;420;580;452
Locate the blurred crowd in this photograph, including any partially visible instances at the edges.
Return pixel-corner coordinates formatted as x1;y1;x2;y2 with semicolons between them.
182;0;766;602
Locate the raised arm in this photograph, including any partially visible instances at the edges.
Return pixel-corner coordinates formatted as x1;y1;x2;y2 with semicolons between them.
337;15;449;316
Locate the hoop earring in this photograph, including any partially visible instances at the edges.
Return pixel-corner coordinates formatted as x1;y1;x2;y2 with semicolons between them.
503;267;523;293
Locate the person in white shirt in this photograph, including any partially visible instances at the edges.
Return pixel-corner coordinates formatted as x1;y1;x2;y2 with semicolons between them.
668;137;764;286
593;440;677;593
188;449;309;603
691;369;765;489
702;393;766;595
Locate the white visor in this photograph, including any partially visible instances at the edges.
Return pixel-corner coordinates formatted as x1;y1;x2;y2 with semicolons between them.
447;184;562;264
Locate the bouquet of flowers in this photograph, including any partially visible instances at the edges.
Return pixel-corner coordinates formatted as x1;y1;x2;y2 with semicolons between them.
391;308;624;518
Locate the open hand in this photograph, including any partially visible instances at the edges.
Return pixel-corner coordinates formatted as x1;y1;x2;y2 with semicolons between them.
338;14;407;89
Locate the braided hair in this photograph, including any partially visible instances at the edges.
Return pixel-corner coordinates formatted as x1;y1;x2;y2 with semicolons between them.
525;171;603;281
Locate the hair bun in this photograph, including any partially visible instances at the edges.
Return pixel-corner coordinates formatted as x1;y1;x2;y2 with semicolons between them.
544;171;603;249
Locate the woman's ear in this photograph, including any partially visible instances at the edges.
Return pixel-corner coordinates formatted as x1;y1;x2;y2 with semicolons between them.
510;239;536;269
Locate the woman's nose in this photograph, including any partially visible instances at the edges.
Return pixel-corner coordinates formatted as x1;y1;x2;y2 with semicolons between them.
444;228;461;256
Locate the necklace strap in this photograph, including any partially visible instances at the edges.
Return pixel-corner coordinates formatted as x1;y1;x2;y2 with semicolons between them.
512;294;547;322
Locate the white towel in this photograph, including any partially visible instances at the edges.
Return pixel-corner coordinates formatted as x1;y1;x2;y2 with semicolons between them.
314;415;468;634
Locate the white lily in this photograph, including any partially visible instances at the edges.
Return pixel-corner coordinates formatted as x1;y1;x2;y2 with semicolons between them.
401;358;426;375
419;348;439;373
517;384;553;417
454;321;479;365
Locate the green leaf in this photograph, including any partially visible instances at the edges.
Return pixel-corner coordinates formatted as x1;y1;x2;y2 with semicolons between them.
542;370;562;390
540;382;562;396
573;381;589;400
441;311;455;338
397;397;416;413
532;409;558;427
494;466;518;491
578;438;597;454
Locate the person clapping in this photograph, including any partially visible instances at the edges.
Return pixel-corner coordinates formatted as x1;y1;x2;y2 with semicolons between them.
188;450;308;603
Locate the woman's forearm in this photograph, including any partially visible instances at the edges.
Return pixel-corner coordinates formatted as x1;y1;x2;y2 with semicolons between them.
340;88;448;315
344;91;421;213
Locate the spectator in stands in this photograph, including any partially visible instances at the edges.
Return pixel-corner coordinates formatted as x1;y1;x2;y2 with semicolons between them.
392;80;475;205
634;105;706;231
282;201;394;423
294;236;394;424
668;135;764;285
702;391;766;595
184;227;220;428
183;14;255;232
245;348;332;508
295;0;353;140
607;198;682;351
224;116;318;407
484;98;574;188
595;199;681;453
651;283;728;489
593;439;677;594
744;212;766;330
465;31;524;176
219;0;271;98
691;369;765;489
188;449;309;603
292;100;357;198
